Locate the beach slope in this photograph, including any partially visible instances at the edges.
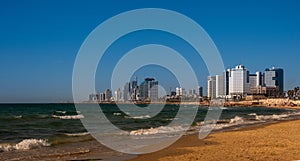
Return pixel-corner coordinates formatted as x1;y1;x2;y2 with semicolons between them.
129;120;300;161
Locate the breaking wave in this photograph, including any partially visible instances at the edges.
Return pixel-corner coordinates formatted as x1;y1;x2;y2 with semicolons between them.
214;112;300;130
125;115;151;119
0;139;50;152
64;132;90;137
52;114;84;119
129;126;185;136
14;115;22;119
113;112;122;116
250;113;289;121
55;111;66;114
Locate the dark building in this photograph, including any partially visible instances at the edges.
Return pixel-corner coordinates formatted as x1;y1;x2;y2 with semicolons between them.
198;86;203;97
139;78;158;101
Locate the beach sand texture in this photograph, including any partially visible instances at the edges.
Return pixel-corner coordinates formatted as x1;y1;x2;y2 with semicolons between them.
129;120;300;161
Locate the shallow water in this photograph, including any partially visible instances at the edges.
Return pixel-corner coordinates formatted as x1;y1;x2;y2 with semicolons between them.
0;103;298;153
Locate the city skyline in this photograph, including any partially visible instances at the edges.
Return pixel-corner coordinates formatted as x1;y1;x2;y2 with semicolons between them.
90;64;286;103
89;77;203;103
208;65;284;99
1;1;300;103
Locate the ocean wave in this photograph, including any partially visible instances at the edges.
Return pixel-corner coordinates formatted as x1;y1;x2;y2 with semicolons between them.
0;139;50;152
64;132;90;137
55;110;66;114
229;116;245;124
214;116;248;130
52;114;84;119
247;113;294;120
113;112;122;116
125;115;151;119
214;112;296;130
250;113;289;121
129;126;185;136
14;115;22;119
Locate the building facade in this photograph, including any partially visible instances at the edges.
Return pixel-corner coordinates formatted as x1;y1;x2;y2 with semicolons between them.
228;65;250;96
207;76;216;99
139;78;159;101
208;65;284;99
216;75;225;98
264;67;284;97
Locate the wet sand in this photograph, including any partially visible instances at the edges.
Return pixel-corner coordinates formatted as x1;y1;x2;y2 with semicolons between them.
129;119;300;161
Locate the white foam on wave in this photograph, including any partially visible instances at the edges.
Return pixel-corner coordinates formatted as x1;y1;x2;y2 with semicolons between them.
248;113;290;121
0;139;50;152
64;132;90;137
125;115;151;119
14;115;22;119
214;116;248;130
55;111;66;114
129;126;185;136
113;112;122;116
229;116;245;124
214;112;297;130
52;114;84;119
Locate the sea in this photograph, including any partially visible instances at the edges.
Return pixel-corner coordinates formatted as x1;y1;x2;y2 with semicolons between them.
0;103;300;154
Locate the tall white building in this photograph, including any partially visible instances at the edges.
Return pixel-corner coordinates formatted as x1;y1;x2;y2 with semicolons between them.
207;76;216;99
114;88;123;102
228;65;250;95
256;71;262;87
216;75;225;98
176;87;186;96
207;65;284;99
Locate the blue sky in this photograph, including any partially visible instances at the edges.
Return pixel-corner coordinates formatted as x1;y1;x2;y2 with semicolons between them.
0;0;299;103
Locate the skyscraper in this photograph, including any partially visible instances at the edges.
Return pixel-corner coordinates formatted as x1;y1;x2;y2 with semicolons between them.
207;76;216;99
105;89;112;102
123;82;130;102
207;65;284;99
216;75;225;98
176;87;186;96
264;67;284;96
228;65;250;95
139;78;158;101
114;88;123;102
198;86;203;97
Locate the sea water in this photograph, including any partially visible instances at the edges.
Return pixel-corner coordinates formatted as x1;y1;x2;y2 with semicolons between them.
0;103;299;152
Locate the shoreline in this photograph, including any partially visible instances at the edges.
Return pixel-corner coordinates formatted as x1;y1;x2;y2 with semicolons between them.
2;118;299;161
4;98;300;110
75;98;300;110
128;119;300;161
1;103;300;160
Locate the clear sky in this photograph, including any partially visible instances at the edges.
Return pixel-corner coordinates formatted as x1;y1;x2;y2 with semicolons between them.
0;0;299;103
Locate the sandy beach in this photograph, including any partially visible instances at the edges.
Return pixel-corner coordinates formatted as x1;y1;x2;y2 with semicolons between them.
129;119;300;161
